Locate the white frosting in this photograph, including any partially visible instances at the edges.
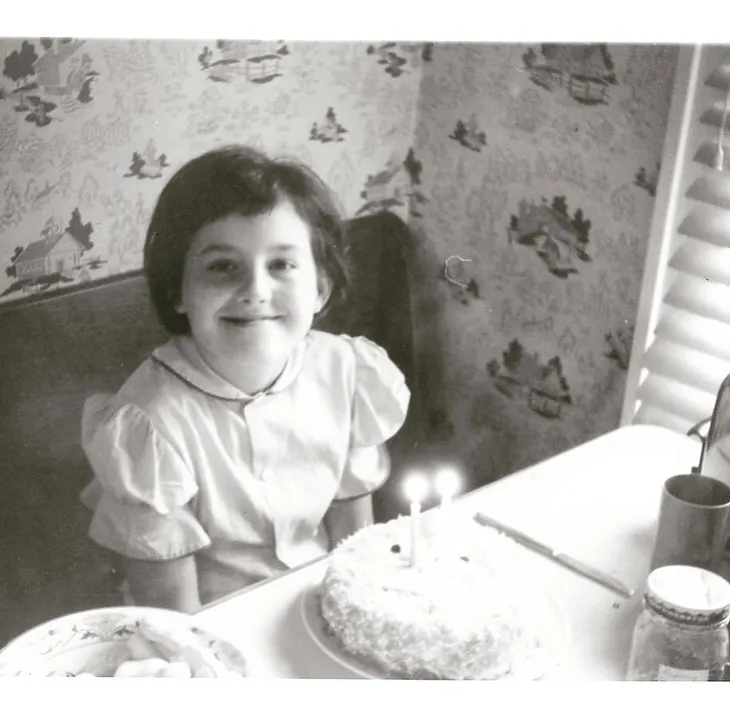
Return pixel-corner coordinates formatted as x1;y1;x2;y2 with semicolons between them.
320;515;556;680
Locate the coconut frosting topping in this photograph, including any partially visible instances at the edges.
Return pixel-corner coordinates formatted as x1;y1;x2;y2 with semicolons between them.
319;515;561;680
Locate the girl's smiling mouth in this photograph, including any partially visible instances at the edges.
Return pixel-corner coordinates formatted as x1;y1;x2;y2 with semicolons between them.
220;314;281;326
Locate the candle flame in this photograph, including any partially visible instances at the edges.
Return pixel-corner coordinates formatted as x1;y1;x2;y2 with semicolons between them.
434;468;461;499
403;473;429;504
434;467;461;499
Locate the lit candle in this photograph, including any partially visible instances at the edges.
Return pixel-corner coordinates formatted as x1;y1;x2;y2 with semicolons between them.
434;467;461;509
403;473;428;566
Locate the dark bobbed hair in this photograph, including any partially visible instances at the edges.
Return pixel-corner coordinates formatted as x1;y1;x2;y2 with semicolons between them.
143;145;349;335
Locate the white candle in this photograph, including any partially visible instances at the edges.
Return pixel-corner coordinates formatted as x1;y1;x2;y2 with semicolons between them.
403;473;428;566
434;467;461;509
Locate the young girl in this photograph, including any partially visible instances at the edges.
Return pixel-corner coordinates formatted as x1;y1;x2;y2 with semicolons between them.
80;145;410;613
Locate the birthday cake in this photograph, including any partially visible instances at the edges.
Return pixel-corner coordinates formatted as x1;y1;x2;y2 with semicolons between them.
319;515;560;680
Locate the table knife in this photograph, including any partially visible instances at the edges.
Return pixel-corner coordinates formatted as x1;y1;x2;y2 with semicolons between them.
474;512;634;598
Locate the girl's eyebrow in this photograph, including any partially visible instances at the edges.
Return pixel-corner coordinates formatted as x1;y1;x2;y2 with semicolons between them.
196;241;304;256
197;243;236;255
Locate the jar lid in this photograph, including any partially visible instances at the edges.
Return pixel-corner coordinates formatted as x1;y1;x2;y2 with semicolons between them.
647;565;730;625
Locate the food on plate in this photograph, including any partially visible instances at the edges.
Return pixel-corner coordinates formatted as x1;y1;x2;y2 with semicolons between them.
319;515;561;679
112;657;180;677
74;618;244;678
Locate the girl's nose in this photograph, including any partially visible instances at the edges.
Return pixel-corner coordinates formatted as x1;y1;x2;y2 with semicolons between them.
236;268;271;303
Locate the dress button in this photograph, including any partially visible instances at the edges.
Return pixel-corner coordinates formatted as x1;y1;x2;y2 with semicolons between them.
260;467;272;482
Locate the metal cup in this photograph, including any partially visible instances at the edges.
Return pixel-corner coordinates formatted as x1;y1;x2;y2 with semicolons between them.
650;473;730;574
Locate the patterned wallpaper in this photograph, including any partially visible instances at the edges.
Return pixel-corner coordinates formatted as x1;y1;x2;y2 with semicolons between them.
0;38;426;300
406;43;679;487
0;38;679;494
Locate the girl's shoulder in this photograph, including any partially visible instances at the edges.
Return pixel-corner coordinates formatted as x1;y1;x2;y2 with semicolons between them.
306;330;394;369
306;331;410;442
90;340;199;426
121;344;188;404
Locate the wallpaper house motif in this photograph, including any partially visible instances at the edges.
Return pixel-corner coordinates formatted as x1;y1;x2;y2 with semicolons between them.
0;39;424;301
406;43;677;490
0;39;678;506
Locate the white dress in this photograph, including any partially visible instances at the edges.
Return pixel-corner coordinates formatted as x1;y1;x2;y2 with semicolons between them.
80;330;411;604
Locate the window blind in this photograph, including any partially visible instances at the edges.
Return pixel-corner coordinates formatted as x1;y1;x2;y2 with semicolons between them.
622;45;730;434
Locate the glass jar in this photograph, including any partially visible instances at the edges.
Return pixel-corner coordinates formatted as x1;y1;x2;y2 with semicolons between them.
626;565;730;681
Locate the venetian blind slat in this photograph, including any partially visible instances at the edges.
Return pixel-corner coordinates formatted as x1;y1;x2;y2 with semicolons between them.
633;402;697;436
643;338;730;395
685;175;730;210
677;207;730;248
636;372;716;427
669;236;730;285
663;272;730;326
705;59;730;91
655;304;730;361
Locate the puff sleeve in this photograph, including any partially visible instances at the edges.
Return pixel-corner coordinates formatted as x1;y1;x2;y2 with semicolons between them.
334;336;411;501
80;394;211;560
347;336;411;447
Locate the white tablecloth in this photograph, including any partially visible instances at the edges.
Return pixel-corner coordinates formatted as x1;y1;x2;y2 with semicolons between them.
193;423;701;679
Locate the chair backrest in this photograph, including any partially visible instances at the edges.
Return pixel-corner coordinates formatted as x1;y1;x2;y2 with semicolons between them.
0;210;417;643
317;211;415;387
318;212;419;523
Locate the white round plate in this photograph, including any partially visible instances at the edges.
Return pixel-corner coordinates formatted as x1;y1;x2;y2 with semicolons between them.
300;584;570;680
300;586;388;679
0;606;247;677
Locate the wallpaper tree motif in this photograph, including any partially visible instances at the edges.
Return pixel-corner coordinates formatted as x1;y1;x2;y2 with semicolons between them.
407;43;679;489
0;38;425;303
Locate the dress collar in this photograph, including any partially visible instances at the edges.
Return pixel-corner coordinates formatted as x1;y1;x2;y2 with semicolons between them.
152;335;307;401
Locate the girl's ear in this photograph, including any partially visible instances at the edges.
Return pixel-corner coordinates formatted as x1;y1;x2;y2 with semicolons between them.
315;275;333;315
173;291;186;314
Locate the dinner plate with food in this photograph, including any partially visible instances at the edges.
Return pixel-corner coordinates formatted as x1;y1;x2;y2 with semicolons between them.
0;606;247;677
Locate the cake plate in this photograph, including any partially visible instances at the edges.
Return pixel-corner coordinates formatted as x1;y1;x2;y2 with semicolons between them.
300;584;570;680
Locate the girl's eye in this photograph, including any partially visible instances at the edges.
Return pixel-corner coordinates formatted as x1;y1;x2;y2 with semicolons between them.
270;259;296;273
206;260;237;274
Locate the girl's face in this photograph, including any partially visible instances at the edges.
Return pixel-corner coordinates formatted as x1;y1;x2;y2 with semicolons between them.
175;200;330;379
